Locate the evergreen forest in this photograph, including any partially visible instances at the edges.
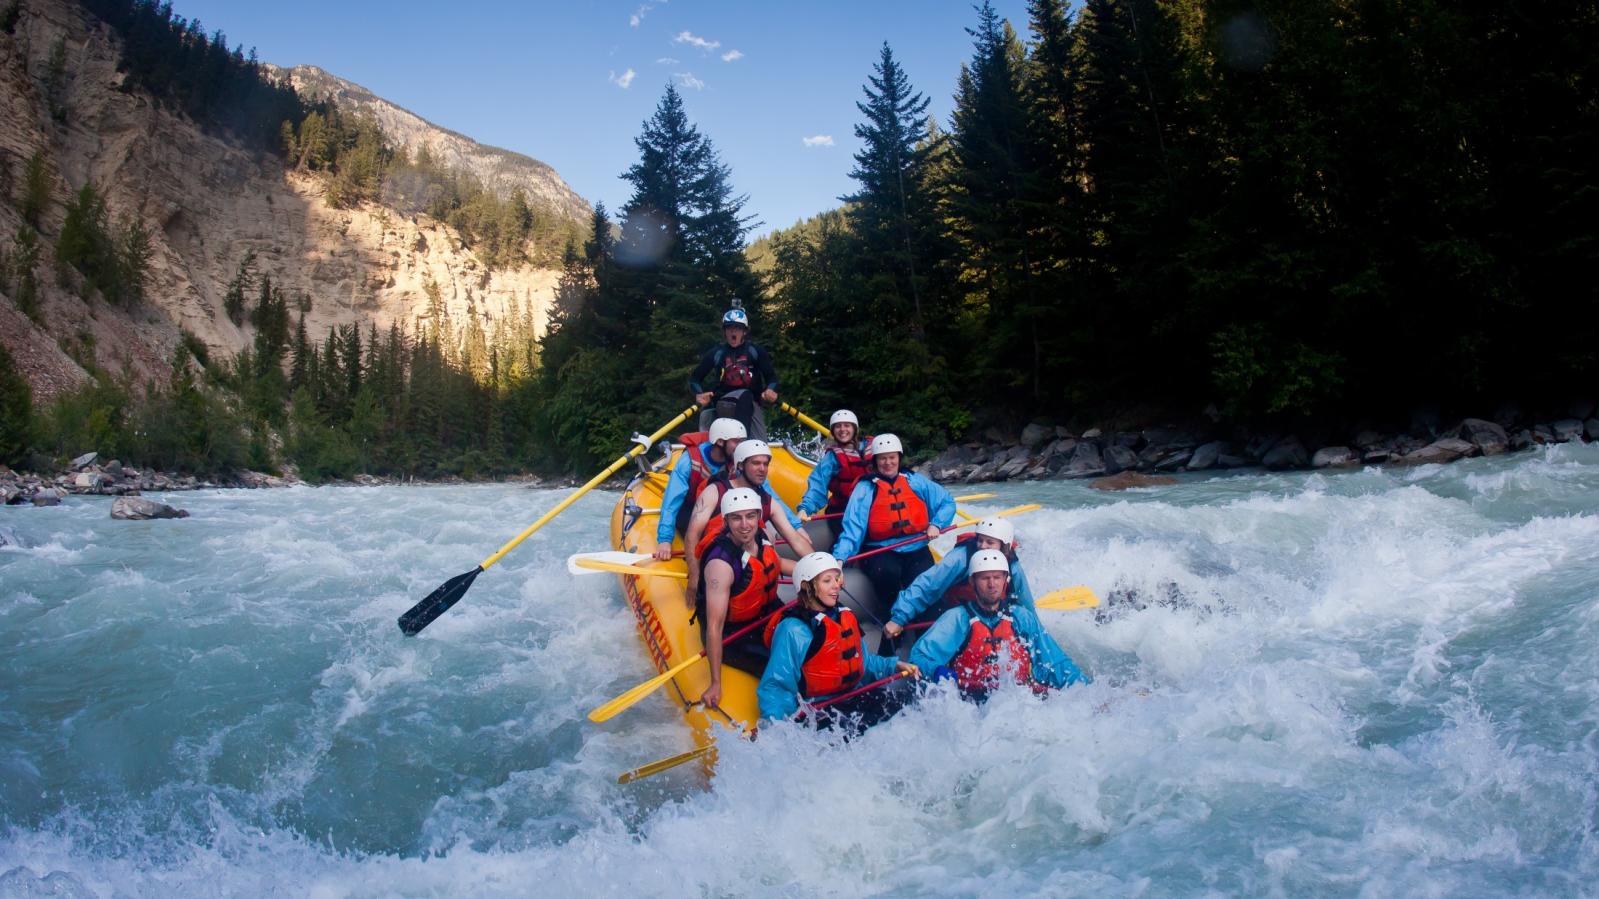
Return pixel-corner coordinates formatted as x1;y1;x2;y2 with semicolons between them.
5;0;1596;480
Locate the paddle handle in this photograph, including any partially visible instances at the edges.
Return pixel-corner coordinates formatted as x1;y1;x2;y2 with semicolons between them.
480;403;700;570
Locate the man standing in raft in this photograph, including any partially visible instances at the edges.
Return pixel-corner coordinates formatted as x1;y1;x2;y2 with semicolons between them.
797;409;872;540
690;301;779;440
653;417;746;561
882;516;1034;641
830;433;956;611
759;552;918;725
682;440;813;600
910;550;1089;699
696;487;794;711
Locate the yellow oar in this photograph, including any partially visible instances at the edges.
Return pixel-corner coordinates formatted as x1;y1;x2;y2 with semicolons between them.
617;744;715;784
588;601;797;722
779;402;832;437
954;492;995;502
572;558;687;579
397;403;701;636
1035;586;1100;611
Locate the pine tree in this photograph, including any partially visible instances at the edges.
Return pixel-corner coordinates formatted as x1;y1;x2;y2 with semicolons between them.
0;340;33;467
845;42;940;334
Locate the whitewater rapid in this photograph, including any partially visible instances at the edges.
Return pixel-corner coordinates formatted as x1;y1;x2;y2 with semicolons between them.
2;445;1597;896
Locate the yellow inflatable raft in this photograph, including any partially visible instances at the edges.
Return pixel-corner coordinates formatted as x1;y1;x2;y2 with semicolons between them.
608;441;884;751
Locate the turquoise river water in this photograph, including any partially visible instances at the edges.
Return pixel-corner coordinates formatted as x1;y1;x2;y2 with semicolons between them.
2;444;1597;896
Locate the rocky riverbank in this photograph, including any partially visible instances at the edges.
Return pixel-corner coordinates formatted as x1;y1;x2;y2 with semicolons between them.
0;452;300;507
918;405;1599;486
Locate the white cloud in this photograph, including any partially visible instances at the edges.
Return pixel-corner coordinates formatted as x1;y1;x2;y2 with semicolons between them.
609;68;637;89
630;0;667;27
673;30;721;51
802;135;835;147
721;49;743;62
675;72;706;90
656;57;680;65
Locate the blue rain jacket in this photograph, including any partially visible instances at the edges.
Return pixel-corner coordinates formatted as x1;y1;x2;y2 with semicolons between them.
889;546;1035;625
655;445;728;544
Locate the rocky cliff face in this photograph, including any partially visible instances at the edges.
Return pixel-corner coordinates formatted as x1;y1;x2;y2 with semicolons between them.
0;0;584;402
271;64;590;226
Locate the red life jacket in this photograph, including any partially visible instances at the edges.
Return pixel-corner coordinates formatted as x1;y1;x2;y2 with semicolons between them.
694;475;775;559
762;606;865;697
697;532;781;624
951;603;1034;696
674;433;724;534
717;344;759;392
825;440;873;514
864;472;930;543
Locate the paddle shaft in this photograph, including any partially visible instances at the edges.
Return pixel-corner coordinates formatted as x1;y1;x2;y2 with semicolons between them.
812;670;912;710
779;402;832;438
479;403;701;571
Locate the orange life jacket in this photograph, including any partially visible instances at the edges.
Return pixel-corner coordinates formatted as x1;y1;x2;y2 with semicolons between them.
674;432;722;534
864;472;930;543
762;606;865;697
825;440;873;514
694;475;774;559
951;603;1033;696
696;532;781;624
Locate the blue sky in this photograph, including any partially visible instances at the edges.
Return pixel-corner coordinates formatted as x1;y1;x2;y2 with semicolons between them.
176;1;1034;238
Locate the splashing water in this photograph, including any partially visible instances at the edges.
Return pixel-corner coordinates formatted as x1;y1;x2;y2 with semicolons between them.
2;446;1597;896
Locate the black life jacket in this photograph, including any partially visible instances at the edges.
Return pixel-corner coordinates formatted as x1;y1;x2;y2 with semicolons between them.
696;531;782;624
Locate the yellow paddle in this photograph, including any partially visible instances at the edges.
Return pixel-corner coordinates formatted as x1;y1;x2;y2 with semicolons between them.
1034;586;1100;611
397;403;702;636
588;602;797;722
571;558;688;579
617;744;715;784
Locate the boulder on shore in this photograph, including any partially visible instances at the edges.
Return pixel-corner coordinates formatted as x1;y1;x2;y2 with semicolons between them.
111;497;189;520
1263;437;1309;470
71;452;99;470
1311;446;1358;468
1187;441;1226;471
1457;418;1509;456
1020;422;1054;449
1552;419;1585;442
1102;445;1139;474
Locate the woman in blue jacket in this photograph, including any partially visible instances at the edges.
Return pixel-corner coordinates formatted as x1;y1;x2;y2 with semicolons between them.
759;552;917;726
830;434;956;615
797;409;872;540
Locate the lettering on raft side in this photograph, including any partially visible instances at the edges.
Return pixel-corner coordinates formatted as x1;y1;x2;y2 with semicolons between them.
624;575;673;672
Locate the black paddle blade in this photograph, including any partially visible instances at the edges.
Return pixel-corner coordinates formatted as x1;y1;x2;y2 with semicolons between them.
397;566;483;636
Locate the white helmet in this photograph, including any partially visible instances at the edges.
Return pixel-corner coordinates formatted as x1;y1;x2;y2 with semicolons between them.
733;439;772;467
707;418;747;444
974;517;1015;548
829;409;859;428
869;434;903;456
720;487;764;517
792;552;841;588
722;307;749;328
969;548;1011;577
